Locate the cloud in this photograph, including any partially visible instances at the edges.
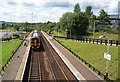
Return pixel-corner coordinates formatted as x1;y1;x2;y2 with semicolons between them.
119;1;120;15
7;1;18;5
107;0;118;14
77;2;109;11
0;0;119;22
22;2;35;7
91;3;109;9
44;2;73;8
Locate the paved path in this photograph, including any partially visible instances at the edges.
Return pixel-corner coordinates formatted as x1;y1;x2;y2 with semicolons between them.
2;33;31;80
43;31;102;81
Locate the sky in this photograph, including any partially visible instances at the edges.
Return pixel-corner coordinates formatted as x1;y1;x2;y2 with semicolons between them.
0;0;119;23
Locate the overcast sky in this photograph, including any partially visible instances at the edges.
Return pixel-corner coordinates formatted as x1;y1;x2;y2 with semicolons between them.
0;0;119;23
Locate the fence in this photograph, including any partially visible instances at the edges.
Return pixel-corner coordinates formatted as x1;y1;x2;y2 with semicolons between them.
0;40;23;76
54;38;114;82
54;36;120;47
0;32;31;76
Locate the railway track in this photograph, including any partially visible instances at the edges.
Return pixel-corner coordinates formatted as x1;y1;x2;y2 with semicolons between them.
23;35;77;82
28;50;55;81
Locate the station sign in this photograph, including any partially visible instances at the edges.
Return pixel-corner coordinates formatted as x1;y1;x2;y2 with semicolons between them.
104;53;111;61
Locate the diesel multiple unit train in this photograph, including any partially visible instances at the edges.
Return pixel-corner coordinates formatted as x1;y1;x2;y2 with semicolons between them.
30;30;41;50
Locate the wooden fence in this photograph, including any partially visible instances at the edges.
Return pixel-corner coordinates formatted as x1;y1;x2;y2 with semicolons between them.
55;38;115;82
54;36;120;47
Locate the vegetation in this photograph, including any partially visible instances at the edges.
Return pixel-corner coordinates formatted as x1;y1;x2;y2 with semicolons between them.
58;39;118;80
0;3;119;37
40;3;119;39
59;3;89;36
52;30;119;40
89;32;119;40
74;3;81;13
1;40;22;66
0;21;34;32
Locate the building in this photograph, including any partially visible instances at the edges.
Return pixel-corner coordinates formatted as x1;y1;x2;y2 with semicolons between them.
109;14;120;27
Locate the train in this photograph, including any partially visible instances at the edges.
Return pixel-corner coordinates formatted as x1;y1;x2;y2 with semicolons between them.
30;30;41;50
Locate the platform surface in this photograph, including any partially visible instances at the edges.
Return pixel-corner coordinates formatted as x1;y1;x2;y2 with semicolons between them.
2;33;31;80
42;31;102;81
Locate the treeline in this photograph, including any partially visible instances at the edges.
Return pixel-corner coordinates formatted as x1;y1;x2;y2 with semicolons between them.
0;21;35;32
0;3;119;35
41;3;119;36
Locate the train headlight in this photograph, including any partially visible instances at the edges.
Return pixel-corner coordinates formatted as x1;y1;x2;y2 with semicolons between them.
32;46;34;48
37;46;40;48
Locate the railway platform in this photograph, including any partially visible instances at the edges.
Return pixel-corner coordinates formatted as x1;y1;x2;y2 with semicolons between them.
41;31;102;81
2;33;31;80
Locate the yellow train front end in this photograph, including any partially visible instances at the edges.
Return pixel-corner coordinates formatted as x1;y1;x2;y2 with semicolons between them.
31;37;41;50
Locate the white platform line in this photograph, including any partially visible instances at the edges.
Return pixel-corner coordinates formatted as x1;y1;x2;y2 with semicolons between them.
41;31;86;81
15;40;30;80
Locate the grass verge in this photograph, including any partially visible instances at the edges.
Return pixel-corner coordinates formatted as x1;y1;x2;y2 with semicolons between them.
58;39;118;80
1;40;22;67
52;30;119;40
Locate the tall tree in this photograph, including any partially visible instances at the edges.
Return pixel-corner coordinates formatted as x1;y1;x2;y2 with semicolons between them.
88;14;96;31
98;9;110;25
74;3;81;13
85;6;92;16
85;6;93;31
96;9;111;32
59;12;89;36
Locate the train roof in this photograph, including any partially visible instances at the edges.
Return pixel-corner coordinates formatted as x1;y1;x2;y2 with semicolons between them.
32;32;38;38
33;30;38;33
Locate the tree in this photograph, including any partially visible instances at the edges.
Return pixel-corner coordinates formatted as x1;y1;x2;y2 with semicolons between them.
47;21;56;34
85;6;93;16
88;14;96;32
74;3;81;13
2;22;6;29
98;9;111;25
59;12;73;31
59;12;89;36
85;6;93;30
72;12;89;36
24;22;31;32
97;9;111;32
14;24;20;31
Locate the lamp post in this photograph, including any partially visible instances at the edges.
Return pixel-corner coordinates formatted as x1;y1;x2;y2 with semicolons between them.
70;30;71;39
105;39;110;79
66;29;67;38
99;36;111;79
104;38;111;79
57;28;59;36
93;20;95;39
66;29;71;39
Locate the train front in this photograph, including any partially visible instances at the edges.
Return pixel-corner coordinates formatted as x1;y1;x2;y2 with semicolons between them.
31;30;41;50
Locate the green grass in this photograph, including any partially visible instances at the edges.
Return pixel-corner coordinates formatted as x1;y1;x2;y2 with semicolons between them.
0;40;22;67
52;30;119;40
89;32;119;40
0;28;15;32
52;30;66;37
58;39;118;80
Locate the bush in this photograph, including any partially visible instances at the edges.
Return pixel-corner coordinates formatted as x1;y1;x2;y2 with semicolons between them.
11;33;20;39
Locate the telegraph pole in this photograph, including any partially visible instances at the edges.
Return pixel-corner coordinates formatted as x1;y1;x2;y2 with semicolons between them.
32;11;33;24
93;20;95;39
